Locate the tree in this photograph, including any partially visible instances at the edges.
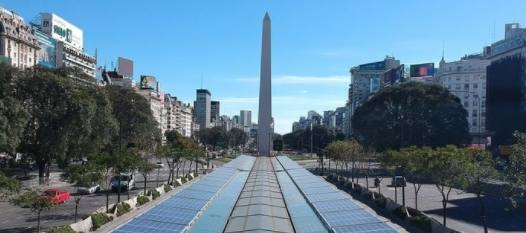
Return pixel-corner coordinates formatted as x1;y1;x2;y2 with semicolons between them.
352;82;470;151
428;145;470;227
504;131;526;209
283;125;335;153
0;172;21;199
199;126;227;151
461;149;497;233
0;63;28;155
228;128;248;149
12;190;55;232
61;163;104;222
16;68;93;179
137;157;155;193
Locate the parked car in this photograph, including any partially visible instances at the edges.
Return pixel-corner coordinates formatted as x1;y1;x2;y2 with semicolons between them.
78;183;101;194
391;176;407;187
155;161;164;168
110;173;135;192
45;189;70;204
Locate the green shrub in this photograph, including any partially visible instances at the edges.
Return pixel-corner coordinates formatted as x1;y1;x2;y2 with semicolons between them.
150;189;160;200
374;196;387;208
47;225;76;233
409;215;432;233
362;191;373;200
344;181;354;190
326;174;334;182
164;184;172;193
91;213;113;230
353;184;363;193
392;206;409;220
137;195;149;206
115;202;131;216
337;177;346;186
182;177;188;183
407;207;421;217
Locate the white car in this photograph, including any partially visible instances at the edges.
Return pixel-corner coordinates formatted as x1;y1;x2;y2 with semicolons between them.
78;183;101;194
155;161;164;168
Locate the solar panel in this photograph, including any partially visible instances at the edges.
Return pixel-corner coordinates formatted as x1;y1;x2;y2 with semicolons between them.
321;209;382;227
332;222;399;233
311;199;361;213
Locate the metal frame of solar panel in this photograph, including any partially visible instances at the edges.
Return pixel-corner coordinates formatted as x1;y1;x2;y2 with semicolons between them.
276;156;400;233
113;155;255;233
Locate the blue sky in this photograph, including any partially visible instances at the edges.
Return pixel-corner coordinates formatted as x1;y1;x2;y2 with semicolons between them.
5;1;526;134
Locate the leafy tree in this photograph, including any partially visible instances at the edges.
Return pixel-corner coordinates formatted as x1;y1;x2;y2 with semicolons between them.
16;68;91;179
137;158;155;193
0;172;21;199
0;63;28;155
428;145;470;227
352;82;470;151
283;125;335;153
12;190;55;232
61;163;104;222
228;128;248;149
199;126;227;150
461;149;497;233
504;131;526;209
325;140;362;179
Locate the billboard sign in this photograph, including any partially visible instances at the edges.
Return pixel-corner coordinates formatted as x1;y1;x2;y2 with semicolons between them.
410;63;434;77
140;75;158;91
118;57;134;78
34;30;57;68
40;13;83;50
359;61;385;70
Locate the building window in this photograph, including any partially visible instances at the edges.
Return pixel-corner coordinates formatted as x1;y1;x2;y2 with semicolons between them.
473;83;478;88
464;101;469;107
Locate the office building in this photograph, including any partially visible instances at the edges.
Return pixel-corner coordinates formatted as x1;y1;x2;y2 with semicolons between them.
240;110;252;132
211;101;220;123
0;6;39;68
195;89;211;129
137;75;165;137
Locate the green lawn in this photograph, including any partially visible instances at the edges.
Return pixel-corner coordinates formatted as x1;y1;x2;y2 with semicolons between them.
286;154;317;161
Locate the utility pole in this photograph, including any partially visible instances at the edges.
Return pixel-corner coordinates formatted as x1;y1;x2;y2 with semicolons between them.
310;122;313;154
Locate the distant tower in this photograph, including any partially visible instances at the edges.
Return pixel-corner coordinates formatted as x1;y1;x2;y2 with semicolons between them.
257;13;273;156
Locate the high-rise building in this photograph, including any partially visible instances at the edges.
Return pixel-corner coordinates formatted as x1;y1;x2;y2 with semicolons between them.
211;101;220;123
195;89;211;130
257;13;273;156
240;110;252;132
118;57;133;78
165;94;193;137
437;54;490;142
0;6;39;69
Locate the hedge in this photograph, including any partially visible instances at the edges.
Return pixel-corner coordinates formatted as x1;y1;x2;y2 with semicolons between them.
164;184;172;193
150;189;161;200
47;225;76;233
392;206;409;220
137;195;149;206
409;215;432;233
91;213;113;230
115;202;131;216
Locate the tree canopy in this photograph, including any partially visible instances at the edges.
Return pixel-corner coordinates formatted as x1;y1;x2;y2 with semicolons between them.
352;82;470;151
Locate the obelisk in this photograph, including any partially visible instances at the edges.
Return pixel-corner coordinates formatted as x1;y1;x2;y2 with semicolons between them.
257;12;273;156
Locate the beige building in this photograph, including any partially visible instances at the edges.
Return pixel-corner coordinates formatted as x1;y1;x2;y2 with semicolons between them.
136;88;166;138
0;6;39;69
165;94;193;138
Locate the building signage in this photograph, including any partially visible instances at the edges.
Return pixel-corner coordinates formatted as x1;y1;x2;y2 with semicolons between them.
410;63;434;77
140;75;158;91
40;13;83;50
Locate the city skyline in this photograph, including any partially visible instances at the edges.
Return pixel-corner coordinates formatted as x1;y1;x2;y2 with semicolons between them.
4;0;526;134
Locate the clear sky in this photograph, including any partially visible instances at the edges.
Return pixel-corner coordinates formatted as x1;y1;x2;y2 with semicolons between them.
4;1;526;134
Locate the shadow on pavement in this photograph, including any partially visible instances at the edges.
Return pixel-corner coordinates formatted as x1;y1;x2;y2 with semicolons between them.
0;227;34;233
424;195;526;232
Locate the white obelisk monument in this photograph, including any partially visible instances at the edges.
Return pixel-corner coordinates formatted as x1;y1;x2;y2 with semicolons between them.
258;12;273;156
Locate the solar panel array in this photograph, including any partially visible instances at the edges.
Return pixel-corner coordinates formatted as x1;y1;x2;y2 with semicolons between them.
272;158;329;233
112;155;255;233
276;156;400;233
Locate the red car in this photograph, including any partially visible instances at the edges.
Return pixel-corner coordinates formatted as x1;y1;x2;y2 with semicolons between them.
45;189;70;204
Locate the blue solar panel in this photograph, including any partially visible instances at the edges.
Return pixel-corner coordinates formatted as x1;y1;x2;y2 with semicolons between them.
177;189;216;200
305;192;348;202
321;209;381;227
312;199;361;213
161;197;207;210
114;219;186;233
332;222;398;233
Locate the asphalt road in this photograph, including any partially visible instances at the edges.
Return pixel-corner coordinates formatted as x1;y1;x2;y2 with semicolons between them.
298;159;526;233
0;160;225;233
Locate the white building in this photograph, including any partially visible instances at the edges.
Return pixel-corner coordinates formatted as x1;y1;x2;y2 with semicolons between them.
240;110;252;132
164;94;193;138
0;6;39;69
437;54;490;138
136;76;166;138
37;13;96;78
